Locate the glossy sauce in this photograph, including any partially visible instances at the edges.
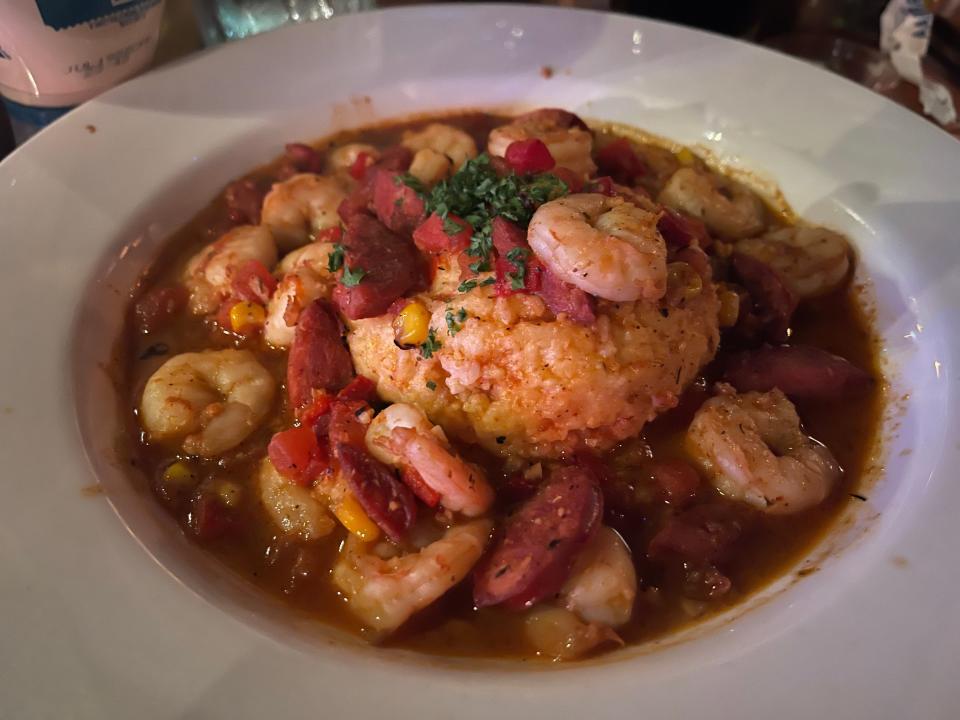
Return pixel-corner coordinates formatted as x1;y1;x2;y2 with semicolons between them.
119;112;883;659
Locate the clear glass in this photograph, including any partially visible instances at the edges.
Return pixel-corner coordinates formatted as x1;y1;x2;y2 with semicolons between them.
192;0;374;45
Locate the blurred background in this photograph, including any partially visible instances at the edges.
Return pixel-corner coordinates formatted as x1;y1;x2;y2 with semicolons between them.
1;0;958;157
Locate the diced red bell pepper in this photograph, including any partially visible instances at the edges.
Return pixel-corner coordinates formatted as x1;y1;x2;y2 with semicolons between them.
595;138;647;185
337;375;377;403
230;259;277;305
504;139;556;174
658;209;711;249
268;426;329;486
413;213;473;254
349;151;374;181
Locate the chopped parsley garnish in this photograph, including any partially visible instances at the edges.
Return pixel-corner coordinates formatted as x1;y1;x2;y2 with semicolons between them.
457;279;478;293
395;172;426;195
400;153;568;287
443;216;465;236
426;380;437;391
506;246;531;290
445;306;468;336
327;243;345;272
479;277;496;286
340;264;366;287
419;328;442;358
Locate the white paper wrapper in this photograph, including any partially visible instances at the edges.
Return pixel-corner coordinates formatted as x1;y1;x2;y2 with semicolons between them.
880;0;957;125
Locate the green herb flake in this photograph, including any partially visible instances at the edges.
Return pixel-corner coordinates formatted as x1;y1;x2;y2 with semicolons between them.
426;380;437;391
327;243;345;273
506;246;531;290
479;277;496;287
419;328;442;359
457;279;478;293
340;264;367;287
396;173;427;195
445;306;468;336
442;217;464;236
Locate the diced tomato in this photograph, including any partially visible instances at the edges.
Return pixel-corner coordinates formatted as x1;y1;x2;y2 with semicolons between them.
413;213;473;254
658;209;711;249
337;375;377;403
134;285;189;333
230;259;277;305
314;225;343;244
595;138;647;184
328;399;370;450
548;166;583;193
490;216;526;255
349;151;374;181
297;391;333;427
504;138;556;174
268;426;328;486
400;466;441;508
494;256;543;297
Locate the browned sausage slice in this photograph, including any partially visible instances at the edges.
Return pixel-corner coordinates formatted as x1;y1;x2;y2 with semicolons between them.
287;299;354;408
332;214;426;320
371;169;426;238
724;344;873;400
335;443;417;543
473;465;602;610
538;267;596;325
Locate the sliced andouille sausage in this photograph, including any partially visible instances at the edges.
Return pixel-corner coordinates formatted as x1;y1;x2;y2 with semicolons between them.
473;465;603;610
332;214;426;320
224;179;266;225
724;344;873;400
647;504;745;565
335;442;417;543
732;251;798;343
287;299;354;408
371;169;426;238
538;267;597;325
327;398;369;450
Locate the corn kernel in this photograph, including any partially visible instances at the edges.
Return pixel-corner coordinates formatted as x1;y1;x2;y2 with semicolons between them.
162;461;196;488
666;262;703;304
333;493;381;542
409;148;452;187
393;300;430;347
229;301;266;333
675;147;696;166
718;286;741;328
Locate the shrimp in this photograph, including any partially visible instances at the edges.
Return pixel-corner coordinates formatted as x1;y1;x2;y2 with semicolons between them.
559;526;637;627
365;403;494;517
524;606;622;661
401;123;478;171
260;173;348;251
326;143;380;174
527;193;667;302
263;241;338;347
257;457;335;541
685;385;839;514
488;110;597;178
658;167;766;240
139;349;276;456
735;226;851;299
183;225;277;315
332;518;493;633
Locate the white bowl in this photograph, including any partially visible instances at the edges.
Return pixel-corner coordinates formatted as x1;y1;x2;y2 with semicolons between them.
2;6;959;717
